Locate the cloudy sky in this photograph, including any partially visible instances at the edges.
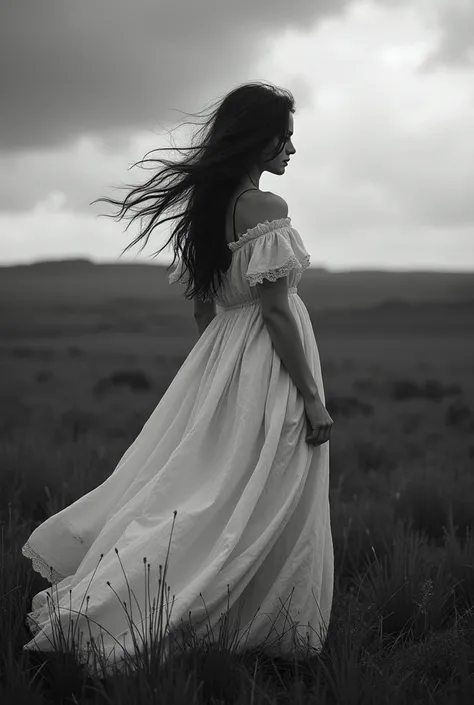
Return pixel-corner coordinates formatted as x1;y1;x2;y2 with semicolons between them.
1;0;473;272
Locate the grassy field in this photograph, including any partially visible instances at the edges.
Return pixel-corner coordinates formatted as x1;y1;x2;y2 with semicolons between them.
1;260;474;703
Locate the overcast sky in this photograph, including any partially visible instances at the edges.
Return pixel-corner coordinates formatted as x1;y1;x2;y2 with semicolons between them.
1;0;473;272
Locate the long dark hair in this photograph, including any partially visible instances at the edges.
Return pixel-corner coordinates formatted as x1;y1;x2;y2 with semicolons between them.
90;81;295;302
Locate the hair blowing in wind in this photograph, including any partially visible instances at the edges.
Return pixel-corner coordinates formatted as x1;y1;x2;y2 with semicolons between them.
90;81;295;303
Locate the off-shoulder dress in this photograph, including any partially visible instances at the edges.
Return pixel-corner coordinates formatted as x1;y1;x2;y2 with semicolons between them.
21;217;334;675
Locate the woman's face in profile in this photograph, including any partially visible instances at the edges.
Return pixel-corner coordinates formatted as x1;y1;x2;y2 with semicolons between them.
262;113;295;175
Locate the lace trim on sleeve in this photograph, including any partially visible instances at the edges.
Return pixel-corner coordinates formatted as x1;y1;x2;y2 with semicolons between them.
22;539;66;585
247;253;310;287
244;221;311;286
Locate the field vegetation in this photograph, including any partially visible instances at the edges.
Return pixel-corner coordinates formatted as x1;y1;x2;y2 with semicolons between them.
1;261;474;703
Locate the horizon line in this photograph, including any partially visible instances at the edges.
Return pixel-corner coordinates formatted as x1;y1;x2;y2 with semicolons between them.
0;257;473;275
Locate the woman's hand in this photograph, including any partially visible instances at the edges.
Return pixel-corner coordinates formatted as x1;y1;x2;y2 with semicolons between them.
304;394;333;446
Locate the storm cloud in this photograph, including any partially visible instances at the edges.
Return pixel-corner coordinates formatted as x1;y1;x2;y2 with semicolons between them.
0;0;473;269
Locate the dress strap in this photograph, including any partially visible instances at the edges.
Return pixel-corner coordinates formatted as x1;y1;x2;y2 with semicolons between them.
232;188;259;243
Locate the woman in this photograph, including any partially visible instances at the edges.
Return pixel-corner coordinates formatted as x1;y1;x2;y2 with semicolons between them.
21;81;334;676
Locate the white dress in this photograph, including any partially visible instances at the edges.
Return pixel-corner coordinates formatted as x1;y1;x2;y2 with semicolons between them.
21;217;334;676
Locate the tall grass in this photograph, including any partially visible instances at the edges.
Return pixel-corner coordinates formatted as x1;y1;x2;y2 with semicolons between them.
1;310;474;701
2;459;474;702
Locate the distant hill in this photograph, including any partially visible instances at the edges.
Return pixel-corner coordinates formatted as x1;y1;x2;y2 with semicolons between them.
0;258;95;270
0;259;473;314
1;259;332;272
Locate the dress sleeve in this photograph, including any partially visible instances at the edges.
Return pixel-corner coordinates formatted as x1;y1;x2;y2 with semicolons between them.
245;220;310;287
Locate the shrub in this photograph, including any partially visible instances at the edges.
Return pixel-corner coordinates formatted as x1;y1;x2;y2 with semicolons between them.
93;370;153;396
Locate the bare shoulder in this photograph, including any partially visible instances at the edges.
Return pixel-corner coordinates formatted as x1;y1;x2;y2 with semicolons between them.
236;190;288;234
262;190;288;212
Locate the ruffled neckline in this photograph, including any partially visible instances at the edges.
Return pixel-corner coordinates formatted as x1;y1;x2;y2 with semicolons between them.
227;217;292;252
